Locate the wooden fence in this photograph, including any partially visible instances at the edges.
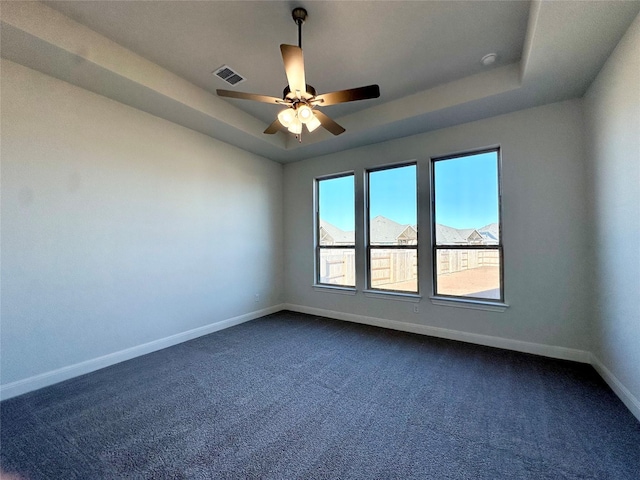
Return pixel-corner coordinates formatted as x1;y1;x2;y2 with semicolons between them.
436;249;500;275
370;250;417;288
320;249;498;286
319;250;417;287
319;250;356;286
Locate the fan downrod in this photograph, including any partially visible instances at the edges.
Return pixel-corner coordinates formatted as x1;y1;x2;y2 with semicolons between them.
291;7;307;48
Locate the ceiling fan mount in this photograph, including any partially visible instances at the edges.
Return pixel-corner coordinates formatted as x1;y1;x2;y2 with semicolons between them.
291;7;308;29
217;7;380;139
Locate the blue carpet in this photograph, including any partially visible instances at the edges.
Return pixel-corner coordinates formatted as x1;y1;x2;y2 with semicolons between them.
2;311;639;479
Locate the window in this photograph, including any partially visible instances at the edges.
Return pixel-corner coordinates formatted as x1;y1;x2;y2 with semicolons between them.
315;174;355;287
432;149;503;301
367;164;418;293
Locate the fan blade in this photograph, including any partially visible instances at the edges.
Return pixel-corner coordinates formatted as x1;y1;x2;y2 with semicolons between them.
313;84;380;106
264;119;283;135
217;90;283;104
314;110;345;135
280;44;306;98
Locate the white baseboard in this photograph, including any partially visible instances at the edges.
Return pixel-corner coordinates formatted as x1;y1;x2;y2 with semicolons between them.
4;303;638;425
0;304;284;401
283;303;592;364
590;354;640;422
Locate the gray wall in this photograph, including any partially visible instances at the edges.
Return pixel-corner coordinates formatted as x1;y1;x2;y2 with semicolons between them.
1;60;283;386
584;15;640;404
3;13;638;415
283;99;591;352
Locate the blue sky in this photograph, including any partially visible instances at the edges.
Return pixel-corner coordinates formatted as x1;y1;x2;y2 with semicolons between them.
434;151;499;229
318;175;355;231
369;165;417;225
319;152;498;231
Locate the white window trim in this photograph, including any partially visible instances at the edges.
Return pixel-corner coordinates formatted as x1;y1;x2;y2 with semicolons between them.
363;290;421;303
313;285;357;295
430;296;509;312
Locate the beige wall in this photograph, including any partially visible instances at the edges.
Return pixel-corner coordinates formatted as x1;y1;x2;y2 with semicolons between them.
1;60;283;389
284;99;591;352
584;14;640;411
2;11;639;419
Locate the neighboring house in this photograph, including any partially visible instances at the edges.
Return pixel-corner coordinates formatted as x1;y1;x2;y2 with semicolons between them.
320;216;417;246
319;220;354;245
436;222;500;246
477;223;499;244
321;216;498;246
436;224;472;245
370;215;417;245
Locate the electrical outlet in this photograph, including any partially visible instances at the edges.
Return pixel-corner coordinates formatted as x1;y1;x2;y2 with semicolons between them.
413;305;419;314
254;294;260;303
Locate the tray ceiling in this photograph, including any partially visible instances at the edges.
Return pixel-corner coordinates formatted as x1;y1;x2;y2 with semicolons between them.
2;1;639;162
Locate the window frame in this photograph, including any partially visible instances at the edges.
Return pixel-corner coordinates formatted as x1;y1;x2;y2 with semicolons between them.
365;162;419;295
314;172;356;288
430;147;504;303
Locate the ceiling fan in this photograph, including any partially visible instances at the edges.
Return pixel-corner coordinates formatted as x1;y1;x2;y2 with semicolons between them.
216;7;380;139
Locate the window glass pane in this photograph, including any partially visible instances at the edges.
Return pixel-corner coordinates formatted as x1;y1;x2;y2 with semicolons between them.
434;152;499;246
369;165;417;246
318;176;355;247
435;248;501;299
432;150;502;302
319;248;355;287
370;248;417;293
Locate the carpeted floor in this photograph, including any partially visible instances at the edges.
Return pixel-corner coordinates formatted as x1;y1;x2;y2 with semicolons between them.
1;311;639;479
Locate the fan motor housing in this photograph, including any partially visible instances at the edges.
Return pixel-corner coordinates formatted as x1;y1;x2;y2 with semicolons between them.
283;84;316;101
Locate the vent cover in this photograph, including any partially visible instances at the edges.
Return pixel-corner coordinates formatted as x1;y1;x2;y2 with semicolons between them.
213;65;246;86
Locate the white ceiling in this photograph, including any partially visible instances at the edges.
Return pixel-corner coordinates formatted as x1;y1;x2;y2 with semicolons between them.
2;1;639;163
43;0;530;123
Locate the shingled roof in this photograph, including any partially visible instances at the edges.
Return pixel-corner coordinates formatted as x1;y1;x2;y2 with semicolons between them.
435;222;499;245
320;217;498;246
319;220;354;245
478;223;499;244
370;215;417;245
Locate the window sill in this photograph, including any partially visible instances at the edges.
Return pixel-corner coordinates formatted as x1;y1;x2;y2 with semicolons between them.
430;296;509;312
312;285;357;295
363;290;421;303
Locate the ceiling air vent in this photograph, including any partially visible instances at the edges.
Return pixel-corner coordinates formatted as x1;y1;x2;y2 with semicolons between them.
213;65;246;86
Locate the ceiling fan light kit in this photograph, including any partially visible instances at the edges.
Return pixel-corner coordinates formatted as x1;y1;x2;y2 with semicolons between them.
277;108;295;128
288;118;303;135
216;7;380;140
297;104;313;123
304;112;322;132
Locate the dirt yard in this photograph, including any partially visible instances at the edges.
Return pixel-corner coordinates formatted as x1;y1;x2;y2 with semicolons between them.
436;266;500;298
376;266;500;298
